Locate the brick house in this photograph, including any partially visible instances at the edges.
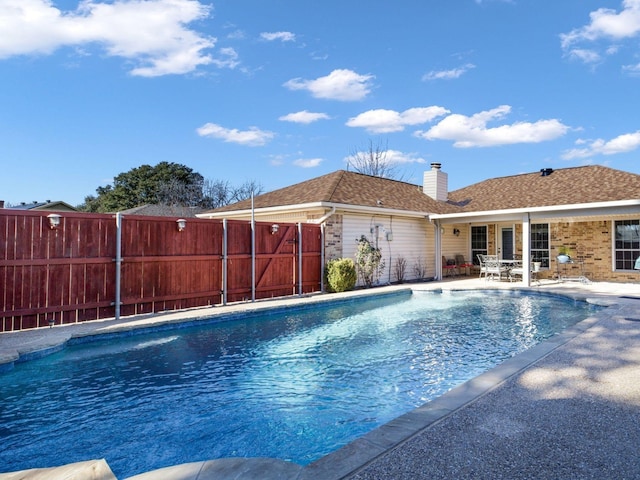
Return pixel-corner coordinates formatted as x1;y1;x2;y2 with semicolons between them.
199;163;640;286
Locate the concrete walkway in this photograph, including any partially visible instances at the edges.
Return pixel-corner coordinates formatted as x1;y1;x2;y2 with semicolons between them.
1;278;640;479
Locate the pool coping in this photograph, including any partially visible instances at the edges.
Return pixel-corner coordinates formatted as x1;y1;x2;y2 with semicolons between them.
2;279;639;479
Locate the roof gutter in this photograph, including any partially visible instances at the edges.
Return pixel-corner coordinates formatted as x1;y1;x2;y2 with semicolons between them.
308;207;336;225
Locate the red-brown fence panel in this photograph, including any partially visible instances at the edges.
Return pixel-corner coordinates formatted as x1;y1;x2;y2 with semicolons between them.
255;222;297;299
300;223;323;294
119;215;223;316
225;220;253;303
0;211;116;331
1;210;322;332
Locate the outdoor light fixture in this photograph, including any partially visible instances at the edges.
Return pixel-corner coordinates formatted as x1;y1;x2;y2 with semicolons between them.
47;213;61;229
453;228;460;236
271;224;279;235
176;219;187;232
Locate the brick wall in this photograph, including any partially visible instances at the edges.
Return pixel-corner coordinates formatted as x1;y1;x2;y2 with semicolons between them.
324;214;343;261
549;220;638;282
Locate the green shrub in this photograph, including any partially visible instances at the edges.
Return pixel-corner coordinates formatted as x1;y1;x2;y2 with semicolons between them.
326;258;357;292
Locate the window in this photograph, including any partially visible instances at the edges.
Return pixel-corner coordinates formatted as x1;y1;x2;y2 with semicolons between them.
471;226;487;265
530;223;550;268
614;220;640;270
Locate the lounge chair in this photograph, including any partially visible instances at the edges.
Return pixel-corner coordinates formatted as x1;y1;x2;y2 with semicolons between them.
442;256;458;277
455;254;474;276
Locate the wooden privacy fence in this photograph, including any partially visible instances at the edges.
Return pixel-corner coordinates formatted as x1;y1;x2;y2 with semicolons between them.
0;210;323;332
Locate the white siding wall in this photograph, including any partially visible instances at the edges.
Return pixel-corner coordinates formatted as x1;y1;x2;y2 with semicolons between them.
441;225;470;262
342;213;435;285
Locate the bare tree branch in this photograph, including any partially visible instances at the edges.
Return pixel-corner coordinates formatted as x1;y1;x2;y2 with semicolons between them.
346;138;403;179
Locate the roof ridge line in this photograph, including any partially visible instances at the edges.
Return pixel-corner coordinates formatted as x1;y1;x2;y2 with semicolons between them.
326;170;347;201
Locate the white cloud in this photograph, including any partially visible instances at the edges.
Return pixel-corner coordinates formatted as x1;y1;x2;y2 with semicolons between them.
562;130;640;159
293;158;323;168
196;123;275;146
560;0;640;65
623;61;640;74
210;47;240;69
260;31;296;42
279;111;330;124
346;106;449;133
283;69;374;101
384;150;427;165
567;48;601;64
416;105;569;148
422;63;475;81
0;0;217;76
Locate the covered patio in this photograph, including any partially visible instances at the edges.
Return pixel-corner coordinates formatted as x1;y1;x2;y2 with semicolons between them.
432;201;640;287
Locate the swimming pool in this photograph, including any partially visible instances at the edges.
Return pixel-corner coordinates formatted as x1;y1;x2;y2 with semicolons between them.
0;290;596;477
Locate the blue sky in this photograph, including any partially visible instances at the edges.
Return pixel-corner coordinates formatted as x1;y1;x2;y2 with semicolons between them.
1;0;640;207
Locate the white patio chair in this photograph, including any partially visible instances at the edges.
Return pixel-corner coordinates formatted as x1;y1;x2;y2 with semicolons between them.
483;255;509;281
477;254;488;279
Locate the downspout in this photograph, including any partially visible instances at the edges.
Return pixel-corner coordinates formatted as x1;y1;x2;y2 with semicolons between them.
432;218;443;280
311;207;336;293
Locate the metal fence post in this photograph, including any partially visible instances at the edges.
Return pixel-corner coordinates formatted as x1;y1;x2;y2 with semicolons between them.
222;218;228;306
114;212;122;320
298;222;303;296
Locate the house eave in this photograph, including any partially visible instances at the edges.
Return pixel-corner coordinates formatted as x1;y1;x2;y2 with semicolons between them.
197;201;434;220
430;199;640;224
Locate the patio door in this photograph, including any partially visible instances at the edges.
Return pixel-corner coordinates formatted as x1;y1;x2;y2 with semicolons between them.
501;227;514;260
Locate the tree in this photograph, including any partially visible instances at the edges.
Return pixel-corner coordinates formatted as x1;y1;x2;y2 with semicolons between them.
201;178;233;209
80;162;204;212
156;177;206;207
199;179;264;209
230;179;264;203
346;138;403;179
79;162;264;213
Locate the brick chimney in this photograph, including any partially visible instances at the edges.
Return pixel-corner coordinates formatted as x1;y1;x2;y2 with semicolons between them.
423;162;448;201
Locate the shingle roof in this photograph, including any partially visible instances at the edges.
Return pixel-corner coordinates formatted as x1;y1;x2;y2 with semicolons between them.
207;165;640;217
448;165;640;212
7;201;78;212
209;170;457;214
119;204;204;217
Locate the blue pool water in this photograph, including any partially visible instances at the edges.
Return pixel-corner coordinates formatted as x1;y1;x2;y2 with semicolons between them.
0;290;596;477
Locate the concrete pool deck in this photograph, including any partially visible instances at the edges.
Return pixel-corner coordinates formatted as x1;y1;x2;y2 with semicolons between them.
1;278;640;479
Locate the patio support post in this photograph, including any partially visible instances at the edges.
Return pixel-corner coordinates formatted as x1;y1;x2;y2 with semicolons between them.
522;213;531;287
